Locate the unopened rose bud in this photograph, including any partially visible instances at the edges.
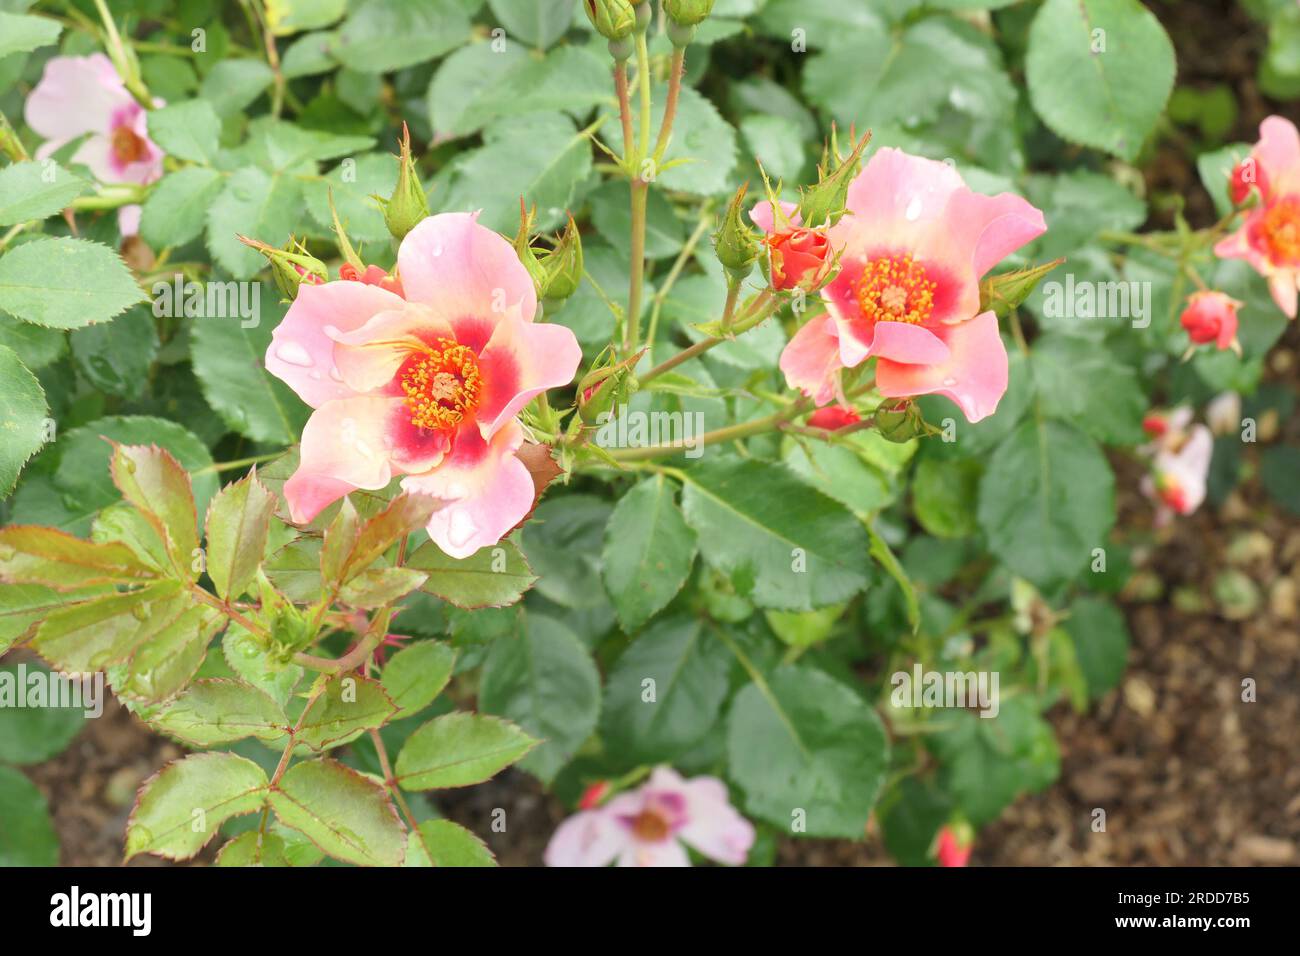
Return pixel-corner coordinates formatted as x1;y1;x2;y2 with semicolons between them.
514;201;549;294
664;0;715;27
807;406;860;431
797;128;871;228
379;122;429;241
935;823;973;867
578;780;611;809
714;183;760;276
874;400;925;443
577;349;641;425
541;214;584;301
237;234;326;299
584;0;637;40
767;226;833;292
1180;290;1242;353
339;261;404;297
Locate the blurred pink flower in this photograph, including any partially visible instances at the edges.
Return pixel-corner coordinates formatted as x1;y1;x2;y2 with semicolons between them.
267;212;581;558
935;824;973;867
1141;422;1213;524
1180;290;1242;353
23;53;164;236
1214;116;1300;317
544;767;755;867
769;148;1045;422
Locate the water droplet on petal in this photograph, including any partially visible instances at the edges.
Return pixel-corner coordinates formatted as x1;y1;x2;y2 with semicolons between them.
905;197;923;221
309;370;322;380
429;241;443;256
447;509;477;548
445;482;468;499
942;377;958;387
354;440;374;459
329;367;343;382
275;342;314;368
323;324;341;339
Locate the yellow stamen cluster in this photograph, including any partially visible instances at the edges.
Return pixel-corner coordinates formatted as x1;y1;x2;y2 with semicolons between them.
856;253;936;325
400;338;481;431
1261;196;1300;266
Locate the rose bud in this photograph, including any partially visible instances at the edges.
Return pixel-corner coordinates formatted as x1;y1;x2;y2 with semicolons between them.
577;780;611;810
1180;290;1242;352
237;234;326;300
935;824;974;868
1228;157;1265;205
797;127;871;229
767;226;833;292
714;183;760;277
338;261;404;297
379;122;429;241
807;405;860;431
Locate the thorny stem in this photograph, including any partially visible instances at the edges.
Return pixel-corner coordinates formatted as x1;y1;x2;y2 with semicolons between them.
615;63;635;168
605;394;814;462
192;451;286;475
639;289;777;384
370;727;434;864
625;180;649;354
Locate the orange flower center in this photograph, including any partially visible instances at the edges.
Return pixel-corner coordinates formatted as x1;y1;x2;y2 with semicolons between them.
856;253;936;325
630;809;671;842
1260;196;1300;266
111;124;150;166
400;339;481;431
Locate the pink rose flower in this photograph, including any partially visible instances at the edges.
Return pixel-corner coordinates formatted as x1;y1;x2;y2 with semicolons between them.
544;767;755;867
763;148;1045;422
23;53;164;236
935;824;973;867
1180;290;1242;352
1140;422;1213;524
1214;116;1300;317
266;212;582;559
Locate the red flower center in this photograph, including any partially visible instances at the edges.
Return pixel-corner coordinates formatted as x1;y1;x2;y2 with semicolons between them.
111;124;150;166
400;339;481;431
1258;196;1300;266
630;808;671;842
856;253;936;325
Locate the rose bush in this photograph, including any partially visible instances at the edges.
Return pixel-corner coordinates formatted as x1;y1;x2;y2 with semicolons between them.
0;0;1295;868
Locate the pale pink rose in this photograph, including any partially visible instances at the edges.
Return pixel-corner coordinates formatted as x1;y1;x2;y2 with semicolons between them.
1140;423;1213;524
765;148;1045;423
23;53;164;236
544;767;755;867
1214;116;1300;317
266;212;582;559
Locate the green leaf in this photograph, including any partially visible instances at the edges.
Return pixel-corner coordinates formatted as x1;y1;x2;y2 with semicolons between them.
0;238;143;329
48;416;218;534
434;112;593;234
68;305;158;399
1030;334;1147;444
301;153;395;244
680;457;873;611
338;566;427;607
977;420;1116;590
478;614;600;783
216;824;324;867
147;100;222;164
380;639;456;719
92;502;170;573
0;525;157;589
111;603;226;703
199;59;275;116
269;758;405;866
0;160;88;226
911;453;981;538
487;0;573;48
222;623;302;707
740;114;808;184
338;494;442;584
1065;596;1130;698
189;286;310;444
296;673;397;751
206;168;304;279
205;470;276;600
927;698;1060;825
866;526;919;634
141;167;227;248
1;584;104;654
395;711;537;790
0;343;48;495
28;584;186;673
404;819;496;867
601;476;698;632
268;0;347;35
0;314;65;370
0;12;61;59
1026;0;1176;161
520;494;611;609
0;765;58;865
126;752;269;860
603;85;738;196
109;443;200;577
332;0;472;73
407;536;536;609
600;616;730;764
878;776;952;867
151;678;290;747
0;662;86;764
727;666;890;838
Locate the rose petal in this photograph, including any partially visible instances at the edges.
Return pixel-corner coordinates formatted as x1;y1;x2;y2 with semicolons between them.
875;310;1009;423
543;809;627;868
779;313;841;405
23;54;129;143
283;397;401;523
475;309;582;440
748;199;801;235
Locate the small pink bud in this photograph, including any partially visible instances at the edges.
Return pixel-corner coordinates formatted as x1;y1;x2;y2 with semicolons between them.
578;780;611;810
767;227;833;292
1180;290;1241;351
807;405;860;431
936;824;973;867
1229;158;1264;205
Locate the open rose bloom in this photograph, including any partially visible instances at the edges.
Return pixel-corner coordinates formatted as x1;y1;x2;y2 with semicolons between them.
1215;116;1300;317
544;767;755;867
24;53;164;235
266;212;581;558
766;148;1046;422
